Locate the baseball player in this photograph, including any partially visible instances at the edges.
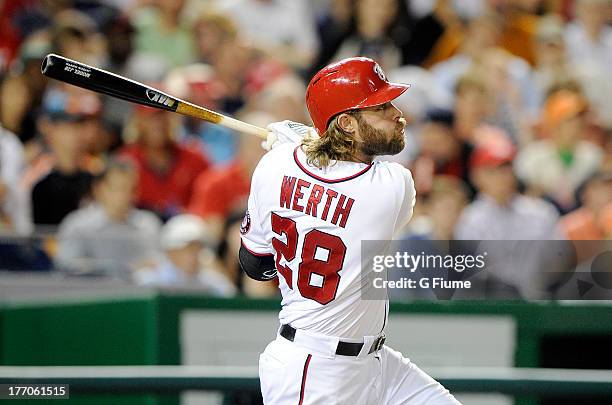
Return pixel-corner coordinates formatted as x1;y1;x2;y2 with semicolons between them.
239;57;460;405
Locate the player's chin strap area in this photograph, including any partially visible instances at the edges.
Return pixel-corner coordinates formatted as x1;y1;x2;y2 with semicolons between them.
280;324;386;357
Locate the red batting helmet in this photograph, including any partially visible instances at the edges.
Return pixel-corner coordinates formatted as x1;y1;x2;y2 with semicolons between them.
306;57;410;135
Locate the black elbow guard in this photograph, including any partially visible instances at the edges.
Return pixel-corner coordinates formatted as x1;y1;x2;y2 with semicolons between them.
239;243;277;281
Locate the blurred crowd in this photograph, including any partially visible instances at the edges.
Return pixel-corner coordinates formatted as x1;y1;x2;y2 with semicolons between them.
0;0;611;299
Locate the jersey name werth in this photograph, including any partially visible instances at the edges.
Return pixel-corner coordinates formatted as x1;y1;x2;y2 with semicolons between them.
279;175;354;228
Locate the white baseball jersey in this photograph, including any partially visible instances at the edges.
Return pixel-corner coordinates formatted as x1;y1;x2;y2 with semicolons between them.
241;143;415;338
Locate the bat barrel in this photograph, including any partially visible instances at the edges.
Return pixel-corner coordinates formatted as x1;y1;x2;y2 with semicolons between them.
41;53;270;138
40;53;180;113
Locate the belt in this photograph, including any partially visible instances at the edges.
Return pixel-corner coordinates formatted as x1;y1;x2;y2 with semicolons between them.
279;324;386;356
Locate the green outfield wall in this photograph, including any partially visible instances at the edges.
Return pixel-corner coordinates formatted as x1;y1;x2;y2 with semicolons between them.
0;294;610;405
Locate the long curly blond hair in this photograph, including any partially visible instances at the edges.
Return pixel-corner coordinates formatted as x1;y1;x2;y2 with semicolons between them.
301;115;358;168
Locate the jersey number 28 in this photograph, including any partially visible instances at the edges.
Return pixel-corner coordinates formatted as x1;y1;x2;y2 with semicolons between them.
271;213;346;304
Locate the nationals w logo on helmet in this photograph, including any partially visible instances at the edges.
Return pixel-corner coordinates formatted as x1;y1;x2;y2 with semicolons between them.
373;63;386;82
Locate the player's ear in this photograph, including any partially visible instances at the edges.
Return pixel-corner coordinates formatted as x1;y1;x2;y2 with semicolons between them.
336;113;356;134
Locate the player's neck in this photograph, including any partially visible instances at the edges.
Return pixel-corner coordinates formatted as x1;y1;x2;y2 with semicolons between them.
349;150;374;165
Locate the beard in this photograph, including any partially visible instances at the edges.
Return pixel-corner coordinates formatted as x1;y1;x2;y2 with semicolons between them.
356;115;405;156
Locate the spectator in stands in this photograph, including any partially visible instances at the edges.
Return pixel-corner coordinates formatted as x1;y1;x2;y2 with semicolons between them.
565;0;612;76
515;90;603;213
493;0;541;66
454;127;562;298
188;112;270;241
0;125;29;235
0;1;23;72
533;15;576;107
410;109;472;196
403;175;469;240
475;47;537;139
331;0;403;70
452;73;495;143
431;12;535;115
456;127;560;240
309;0;353;76
164;63;239;166
430;13;502;92
133;214;236;296
559;170;612;240
10;1;95;37
424;0;541;67
532;15;573;109
533;15;612;130
131;0;195;67
55;159;161;277
204;38;252;115
120;106;209;220
103;13;135;75
248;75;309;124
28;88;103;227
51;9;106;65
433;20;536;134
218;0;319;70
0;32;50;145
193;10;237;65
403;0;463;67
556;169;612;298
169;37;255;119
80;106;119;162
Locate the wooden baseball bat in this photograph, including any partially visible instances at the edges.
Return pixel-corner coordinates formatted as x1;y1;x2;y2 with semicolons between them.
41;53;269;139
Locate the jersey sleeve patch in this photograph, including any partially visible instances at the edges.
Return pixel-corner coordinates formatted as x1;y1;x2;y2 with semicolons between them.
240;209;251;235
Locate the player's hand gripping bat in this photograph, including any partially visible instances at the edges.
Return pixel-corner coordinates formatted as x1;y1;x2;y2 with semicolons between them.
41;53;269;139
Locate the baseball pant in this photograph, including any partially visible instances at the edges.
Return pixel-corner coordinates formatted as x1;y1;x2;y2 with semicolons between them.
259;335;461;405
